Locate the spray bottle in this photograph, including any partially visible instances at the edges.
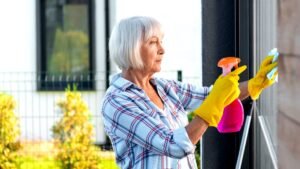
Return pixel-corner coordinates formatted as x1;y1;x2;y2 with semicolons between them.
217;57;244;133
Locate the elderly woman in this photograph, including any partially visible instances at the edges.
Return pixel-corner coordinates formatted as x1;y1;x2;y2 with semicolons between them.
101;16;277;169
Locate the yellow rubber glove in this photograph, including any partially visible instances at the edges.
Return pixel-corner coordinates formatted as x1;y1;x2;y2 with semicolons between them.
194;65;247;127
248;55;278;100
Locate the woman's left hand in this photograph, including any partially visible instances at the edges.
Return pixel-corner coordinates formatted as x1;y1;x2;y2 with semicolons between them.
248;55;278;100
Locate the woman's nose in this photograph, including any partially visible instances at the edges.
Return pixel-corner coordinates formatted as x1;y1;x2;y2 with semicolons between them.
158;43;165;55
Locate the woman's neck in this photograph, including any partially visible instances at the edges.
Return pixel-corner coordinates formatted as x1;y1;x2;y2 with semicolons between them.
122;69;154;90
122;69;164;109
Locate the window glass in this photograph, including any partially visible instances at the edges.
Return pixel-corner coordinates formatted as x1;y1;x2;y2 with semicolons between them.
38;0;94;90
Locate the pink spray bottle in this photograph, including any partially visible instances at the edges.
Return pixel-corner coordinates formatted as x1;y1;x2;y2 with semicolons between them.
217;57;244;133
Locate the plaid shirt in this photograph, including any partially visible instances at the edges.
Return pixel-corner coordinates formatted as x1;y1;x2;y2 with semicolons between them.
101;73;210;169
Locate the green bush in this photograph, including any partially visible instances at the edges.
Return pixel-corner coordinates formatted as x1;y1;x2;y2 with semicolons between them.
52;87;102;169
0;93;21;169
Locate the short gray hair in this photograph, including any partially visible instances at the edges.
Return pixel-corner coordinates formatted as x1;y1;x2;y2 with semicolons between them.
109;16;163;70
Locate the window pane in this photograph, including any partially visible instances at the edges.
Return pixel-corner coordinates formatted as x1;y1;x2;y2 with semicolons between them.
46;0;90;76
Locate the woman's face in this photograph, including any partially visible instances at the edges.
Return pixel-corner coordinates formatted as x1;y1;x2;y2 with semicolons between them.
140;32;165;74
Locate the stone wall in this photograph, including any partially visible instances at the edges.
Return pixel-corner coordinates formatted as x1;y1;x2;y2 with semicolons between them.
277;0;300;168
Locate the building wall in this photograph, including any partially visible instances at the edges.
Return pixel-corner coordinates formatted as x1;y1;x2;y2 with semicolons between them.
277;0;300;168
0;0;36;72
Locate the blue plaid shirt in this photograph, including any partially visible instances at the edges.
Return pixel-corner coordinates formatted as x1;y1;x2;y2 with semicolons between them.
101;73;210;169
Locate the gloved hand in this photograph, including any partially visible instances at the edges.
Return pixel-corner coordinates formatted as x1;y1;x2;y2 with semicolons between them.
194;65;247;127
248;55;278;100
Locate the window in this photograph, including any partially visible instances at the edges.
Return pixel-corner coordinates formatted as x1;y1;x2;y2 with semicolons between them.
37;0;95;91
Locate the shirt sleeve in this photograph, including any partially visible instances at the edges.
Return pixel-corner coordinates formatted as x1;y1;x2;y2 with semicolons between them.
102;94;195;159
171;80;211;111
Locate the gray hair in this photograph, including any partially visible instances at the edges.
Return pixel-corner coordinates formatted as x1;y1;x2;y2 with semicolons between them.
109;16;163;70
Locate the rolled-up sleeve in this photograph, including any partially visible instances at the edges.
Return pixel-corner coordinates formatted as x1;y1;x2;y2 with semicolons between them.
102;94;195;159
173;127;195;155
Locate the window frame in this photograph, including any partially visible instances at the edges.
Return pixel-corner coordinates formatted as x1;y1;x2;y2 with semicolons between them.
36;0;96;91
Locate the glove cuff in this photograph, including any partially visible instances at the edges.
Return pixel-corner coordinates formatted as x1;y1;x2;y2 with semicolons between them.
194;99;223;127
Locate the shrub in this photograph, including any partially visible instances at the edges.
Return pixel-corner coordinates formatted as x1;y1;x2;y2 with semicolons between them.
52;87;102;169
0;93;21;169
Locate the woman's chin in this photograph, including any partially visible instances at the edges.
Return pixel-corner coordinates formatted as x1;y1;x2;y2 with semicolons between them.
154;66;162;72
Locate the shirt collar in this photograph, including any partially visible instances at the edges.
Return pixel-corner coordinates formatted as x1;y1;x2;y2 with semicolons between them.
110;73;159;92
110;73;142;91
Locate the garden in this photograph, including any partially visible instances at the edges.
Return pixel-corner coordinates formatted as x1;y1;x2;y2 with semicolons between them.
0;89;119;169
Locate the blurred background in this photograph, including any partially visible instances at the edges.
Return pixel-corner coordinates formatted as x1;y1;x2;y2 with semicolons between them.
0;0;299;169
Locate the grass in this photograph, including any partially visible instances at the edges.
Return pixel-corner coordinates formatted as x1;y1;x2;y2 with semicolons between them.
13;141;119;169
16;156;119;169
16;156;60;169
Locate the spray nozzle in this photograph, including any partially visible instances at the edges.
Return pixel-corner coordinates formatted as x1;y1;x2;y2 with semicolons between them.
218;57;241;76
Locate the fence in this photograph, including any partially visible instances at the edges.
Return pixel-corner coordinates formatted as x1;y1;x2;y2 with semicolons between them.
0;72;106;143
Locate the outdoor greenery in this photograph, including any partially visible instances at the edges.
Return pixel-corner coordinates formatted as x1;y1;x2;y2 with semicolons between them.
0;90;119;169
52;86;103;169
48;29;89;75
16;157;118;169
0;93;21;169
15;144;118;169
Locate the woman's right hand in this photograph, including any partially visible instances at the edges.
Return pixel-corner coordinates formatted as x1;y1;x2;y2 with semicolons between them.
193;65;247;127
